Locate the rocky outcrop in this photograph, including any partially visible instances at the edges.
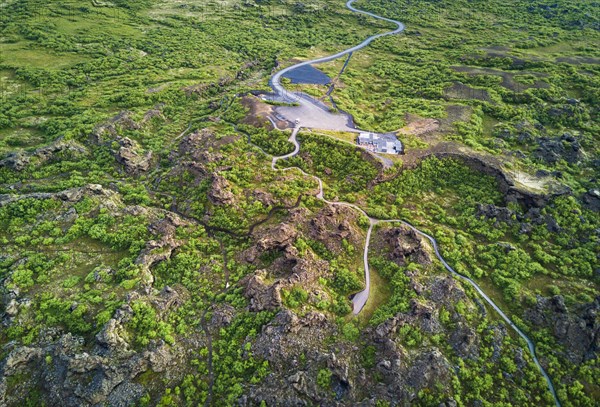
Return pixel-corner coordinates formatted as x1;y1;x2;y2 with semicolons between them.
135;213;189;288
476;202;565;234
534;133;584;165
429;276;468;309
1;281;191;407
1;347;43;377
87;112;152;175
240;273;282;311
246;310;346;404
448;323;480;359
525;295;599;363
239;215;332;314
257;223;297;251
381;225;432;266
0;332;182;407
582;189;600;212
141;105;165;124
374;300;442;339
211;304;236;328
91;111;140;145
0;140;88;171
308;204;362;255
476;203;515;224
0;184;114;208
96;319;129;352
0;151;29;171
244;223;298;263
176;129;231;164
253;190;276;207
114;137;153;175
207;173;235;205
406;348;452;391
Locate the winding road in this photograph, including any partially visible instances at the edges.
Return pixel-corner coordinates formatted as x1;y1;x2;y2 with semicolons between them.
270;0;404;104
266;1;562;406
270;0;404;132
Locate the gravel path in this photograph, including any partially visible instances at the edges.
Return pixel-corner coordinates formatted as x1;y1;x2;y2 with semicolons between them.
271;127;561;407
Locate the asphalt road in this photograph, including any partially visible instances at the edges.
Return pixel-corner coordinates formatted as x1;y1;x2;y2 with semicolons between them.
269;0;404;131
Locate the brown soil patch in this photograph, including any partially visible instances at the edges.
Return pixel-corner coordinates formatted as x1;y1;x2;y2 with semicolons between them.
400;141;465;168
397;117;440;136
240;95;288;129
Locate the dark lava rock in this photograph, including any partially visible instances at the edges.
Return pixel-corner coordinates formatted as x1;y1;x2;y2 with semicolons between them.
382;225;432;266
0;152;30;171
0;140;87;172
114;137;152;175
534;134;584;165
582;189;600;212
535;169;551;177
476;203;516;225
240;274;282;311
0;332;183;407
406;349;451;391
524;295;599;363
449;323;480;359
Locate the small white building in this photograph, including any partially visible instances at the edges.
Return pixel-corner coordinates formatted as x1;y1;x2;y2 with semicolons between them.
357;132;403;154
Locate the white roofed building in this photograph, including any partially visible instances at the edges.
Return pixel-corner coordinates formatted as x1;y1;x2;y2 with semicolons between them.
357;132;403;154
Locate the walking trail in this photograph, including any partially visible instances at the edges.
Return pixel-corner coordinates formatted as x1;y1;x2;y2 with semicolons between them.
265;1;562;405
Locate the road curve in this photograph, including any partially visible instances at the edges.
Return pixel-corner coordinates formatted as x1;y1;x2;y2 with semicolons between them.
272;128;375;315
270;0;404;103
265;1;561;405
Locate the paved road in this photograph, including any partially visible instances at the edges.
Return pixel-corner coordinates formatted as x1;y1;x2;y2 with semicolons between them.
270;0;404;102
270;0;404;131
266;2;561;406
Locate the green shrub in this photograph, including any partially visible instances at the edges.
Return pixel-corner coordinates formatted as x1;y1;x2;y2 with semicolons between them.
317;368;332;389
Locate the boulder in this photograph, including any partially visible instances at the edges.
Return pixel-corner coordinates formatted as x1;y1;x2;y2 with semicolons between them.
534;134;584;165
207;173;235;205
476;203;516;225
114;137;152;175
211;304;236;328
406;349;451;391
449;323;480;359
240;274;282;311
582;189;600;212
95;319;129;352
256;223;298;252
382;225;432;266
0;152;30;171
1;347;43;376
